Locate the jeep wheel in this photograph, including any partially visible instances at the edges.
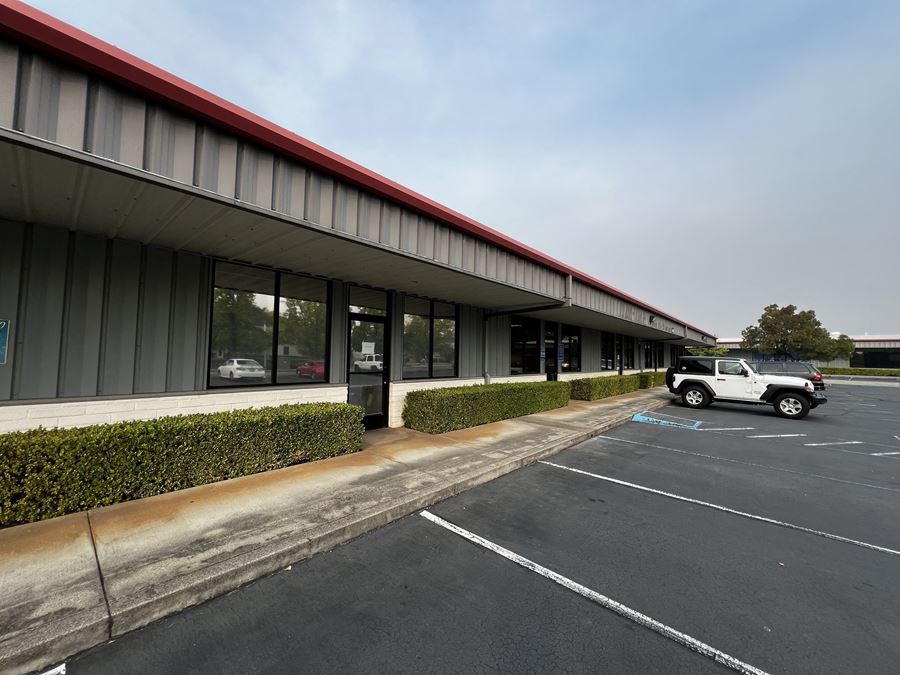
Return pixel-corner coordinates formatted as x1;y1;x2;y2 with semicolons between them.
682;386;709;409
773;393;810;419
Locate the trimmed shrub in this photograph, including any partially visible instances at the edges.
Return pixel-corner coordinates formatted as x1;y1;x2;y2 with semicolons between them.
570;374;641;401
0;402;364;528
638;372;655;389
653;371;668;387
403;381;571;434
819;367;900;377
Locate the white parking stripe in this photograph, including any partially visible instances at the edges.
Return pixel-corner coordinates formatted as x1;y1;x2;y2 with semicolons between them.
700;427;756;432
746;434;806;438
871;452;900;456
37;665;66;675
420;510;770;675
596;435;900;495
539;461;900;558
803;441;864;447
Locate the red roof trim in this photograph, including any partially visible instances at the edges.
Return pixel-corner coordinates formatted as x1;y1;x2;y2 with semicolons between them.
0;0;713;337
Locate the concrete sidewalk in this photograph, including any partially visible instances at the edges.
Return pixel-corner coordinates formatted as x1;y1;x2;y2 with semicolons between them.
0;389;670;674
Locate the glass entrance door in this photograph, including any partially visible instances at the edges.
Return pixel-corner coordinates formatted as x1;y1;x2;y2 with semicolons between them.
348;317;387;428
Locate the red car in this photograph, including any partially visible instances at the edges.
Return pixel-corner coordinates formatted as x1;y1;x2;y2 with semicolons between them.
296;360;325;379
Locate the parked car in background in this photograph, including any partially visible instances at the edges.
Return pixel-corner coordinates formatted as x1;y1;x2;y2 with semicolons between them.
751;361;826;390
353;353;383;371
296;360;325;379
217;359;266;380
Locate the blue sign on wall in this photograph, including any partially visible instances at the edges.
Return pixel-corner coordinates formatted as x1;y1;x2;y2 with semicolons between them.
558;343;564;362
0;320;8;365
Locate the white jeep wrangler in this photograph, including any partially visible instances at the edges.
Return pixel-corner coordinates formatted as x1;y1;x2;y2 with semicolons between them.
666;356;827;420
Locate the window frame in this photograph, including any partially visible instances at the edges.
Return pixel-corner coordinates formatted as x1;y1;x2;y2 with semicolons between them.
401;296;459;380
206;259;332;390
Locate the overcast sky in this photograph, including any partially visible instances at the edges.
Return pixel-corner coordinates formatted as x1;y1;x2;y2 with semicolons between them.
29;0;900;337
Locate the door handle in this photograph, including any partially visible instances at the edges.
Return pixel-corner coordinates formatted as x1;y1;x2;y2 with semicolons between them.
716;378;726;381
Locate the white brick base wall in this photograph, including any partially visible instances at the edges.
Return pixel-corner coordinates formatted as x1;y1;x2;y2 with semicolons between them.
0;386;350;433
556;369;642;381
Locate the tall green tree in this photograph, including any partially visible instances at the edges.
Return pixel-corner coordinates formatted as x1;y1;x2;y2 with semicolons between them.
279;298;327;358
741;304;853;361
688;346;729;357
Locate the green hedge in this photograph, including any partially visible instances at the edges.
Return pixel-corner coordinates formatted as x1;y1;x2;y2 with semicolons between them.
403;381;571;434
819;367;900;377
0;402;364;528
570;374;641;400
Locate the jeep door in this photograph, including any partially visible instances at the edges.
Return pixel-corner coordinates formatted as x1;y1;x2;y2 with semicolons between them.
715;360;753;400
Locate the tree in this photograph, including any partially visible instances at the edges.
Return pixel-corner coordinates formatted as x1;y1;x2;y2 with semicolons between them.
688;346;729;357
741;304;852;361
279;298;327;358
211;289;272;359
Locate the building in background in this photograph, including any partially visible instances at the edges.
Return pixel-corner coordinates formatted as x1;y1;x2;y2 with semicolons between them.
0;3;713;431
716;336;900;369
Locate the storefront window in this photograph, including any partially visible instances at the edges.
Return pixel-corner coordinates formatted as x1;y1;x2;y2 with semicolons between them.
623;336;635;370
276;274;328;383
511;316;541;374
601;332;616;370
209;261;328;387
644;342;653;369
402;297;457;379
560;324;581;372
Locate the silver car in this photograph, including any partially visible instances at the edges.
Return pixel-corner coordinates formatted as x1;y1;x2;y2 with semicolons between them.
217;359;266;380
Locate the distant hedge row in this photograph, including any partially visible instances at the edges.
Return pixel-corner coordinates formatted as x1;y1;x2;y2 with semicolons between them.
819;367;900;377
403;381;571;434
0;403;364;527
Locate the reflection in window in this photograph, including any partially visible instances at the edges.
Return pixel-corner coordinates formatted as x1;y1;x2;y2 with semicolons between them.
623;336;635;370
510;316;541;374
277;274;328;384
210;263;275;386
560;324;581;372
601;332;616;370
209;262;328;388
402;297;457;379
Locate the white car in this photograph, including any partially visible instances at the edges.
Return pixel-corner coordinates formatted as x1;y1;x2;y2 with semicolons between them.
217;359;266;380
666;356;827;419
353;353;383;371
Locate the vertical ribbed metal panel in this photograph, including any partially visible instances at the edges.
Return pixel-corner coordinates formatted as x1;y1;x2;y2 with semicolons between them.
98;239;141;395
333;183;359;235
462;235;475;271
306;171;334;228
457;304;484;378
134;247;173;393
17;54;89;148
357;192;380;242
0;221;24;400
58;233;105;397
14;224;68;399
272;158;306;219
495;251;507;282
449;231;463;268
329;281;348;384
399;211;418;254
236;143;274;209
86;82;145;166
144;104;195;183
484;314;510;377
434;224;449;264
0;39;17;129
474;241;486;276
166;251;204;392
380;203;401;248
194;125;237;197
417;218;435;259
581;328;602;372
390;292;403;381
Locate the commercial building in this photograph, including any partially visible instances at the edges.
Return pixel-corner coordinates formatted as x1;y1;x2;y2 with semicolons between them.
717;336;900;369
0;2;713;432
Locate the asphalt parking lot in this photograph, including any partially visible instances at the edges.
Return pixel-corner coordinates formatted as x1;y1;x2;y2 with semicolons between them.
68;384;900;674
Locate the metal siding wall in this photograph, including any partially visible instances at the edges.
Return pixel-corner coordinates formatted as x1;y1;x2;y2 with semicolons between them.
329;281;348;384
194;126;237;196
166;252;204;392
306;171;334;227
0;221;24;400
135;247;173;393
380;203;401;248
333;183;359;235
357;192;380;242
390;292;403;381
0;39;17;128
14;225;68;399
400;211;418;254
272;158;306;220
99;239;141;395
86;82;145;166
58;233;105;397
237;143;274;209
581;328;602;372
457;304;484;378
484;314;511;377
144;105;195;183
418;218;435;259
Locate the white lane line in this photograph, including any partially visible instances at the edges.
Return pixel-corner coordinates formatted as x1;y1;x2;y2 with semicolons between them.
38;665;66;675
700;427;755;432
596;435;900;495
420;510;770;675
803;441;864;447
539;461;900;558
895;435;900;443
746;434;806;438
871;452;900;457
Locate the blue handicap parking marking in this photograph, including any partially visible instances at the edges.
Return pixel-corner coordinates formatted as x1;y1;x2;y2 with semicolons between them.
631;411;702;430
